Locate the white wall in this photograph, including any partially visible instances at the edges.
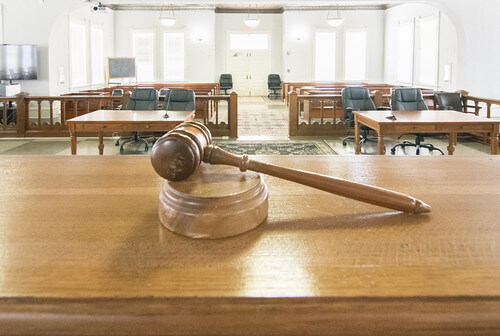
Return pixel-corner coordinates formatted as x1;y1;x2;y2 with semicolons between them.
384;3;458;91
49;5;115;95
0;0;84;95
0;0;499;98
282;9;385;83
114;9;215;83
214;13;283;81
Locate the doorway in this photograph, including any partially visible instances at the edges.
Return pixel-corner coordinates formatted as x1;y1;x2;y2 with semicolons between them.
227;32;270;96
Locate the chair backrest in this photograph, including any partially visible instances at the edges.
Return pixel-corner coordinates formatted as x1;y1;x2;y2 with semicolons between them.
162;89;195;111
219;74;233;88
434;92;463;111
341;87;377;126
125;88;158;110
268;74;281;88
111;89;123;96
391;88;428;111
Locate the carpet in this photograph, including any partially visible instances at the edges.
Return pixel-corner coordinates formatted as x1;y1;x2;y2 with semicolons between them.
213;140;337;155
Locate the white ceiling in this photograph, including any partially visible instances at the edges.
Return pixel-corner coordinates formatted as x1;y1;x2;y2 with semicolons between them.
96;0;404;11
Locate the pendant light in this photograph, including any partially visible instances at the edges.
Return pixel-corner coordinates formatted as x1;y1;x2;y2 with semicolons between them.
327;5;344;27
160;3;176;26
244;5;260;28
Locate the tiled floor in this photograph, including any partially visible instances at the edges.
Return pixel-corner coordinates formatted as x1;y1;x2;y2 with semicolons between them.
0;97;496;156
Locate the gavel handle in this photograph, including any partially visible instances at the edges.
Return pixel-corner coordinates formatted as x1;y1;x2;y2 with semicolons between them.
203;146;431;214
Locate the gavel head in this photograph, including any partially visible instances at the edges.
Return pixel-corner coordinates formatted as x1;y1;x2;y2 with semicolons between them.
150;121;212;181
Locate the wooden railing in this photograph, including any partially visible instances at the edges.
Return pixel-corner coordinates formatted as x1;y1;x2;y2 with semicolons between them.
0;91;238;139
289;89;500;138
288;91;392;136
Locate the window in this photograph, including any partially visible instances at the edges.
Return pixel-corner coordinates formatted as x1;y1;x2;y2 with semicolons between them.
344;30;367;81
69;20;87;87
132;30;154;82
416;15;439;86
396;21;414;84
314;31;336;81
229;34;268;50
163;31;184;81
90;26;104;85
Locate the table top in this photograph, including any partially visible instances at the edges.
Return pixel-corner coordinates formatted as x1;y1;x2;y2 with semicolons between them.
354;110;500;124
0;155;499;335
67;109;194;124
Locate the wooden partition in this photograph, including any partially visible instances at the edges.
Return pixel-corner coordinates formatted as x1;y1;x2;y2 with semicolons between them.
0;90;238;139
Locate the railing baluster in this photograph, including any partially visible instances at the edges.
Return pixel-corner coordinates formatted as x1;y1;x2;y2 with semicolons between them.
37;100;42;125
50;101;54;125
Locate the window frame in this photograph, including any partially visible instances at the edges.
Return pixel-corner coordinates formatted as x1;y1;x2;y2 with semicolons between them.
68;18;88;89
162;29;185;82
90;24;104;86
343;28;368;81
313;29;338;81
415;14;440;87
131;29;156;83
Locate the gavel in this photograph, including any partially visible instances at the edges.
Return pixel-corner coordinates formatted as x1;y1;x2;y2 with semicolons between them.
150;121;431;214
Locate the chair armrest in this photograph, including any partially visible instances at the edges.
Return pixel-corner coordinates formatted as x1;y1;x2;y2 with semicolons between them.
376;106;392;111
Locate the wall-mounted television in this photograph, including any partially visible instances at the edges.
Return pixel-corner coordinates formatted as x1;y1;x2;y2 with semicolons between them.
0;44;38;81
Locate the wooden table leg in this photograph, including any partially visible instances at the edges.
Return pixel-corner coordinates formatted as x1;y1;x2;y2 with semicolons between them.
377;131;385;155
69;125;77;155
354;116;360;155
491;130;499;155
447;132;456;155
98;131;104;155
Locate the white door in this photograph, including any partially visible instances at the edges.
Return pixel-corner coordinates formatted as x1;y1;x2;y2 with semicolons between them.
227;33;270;96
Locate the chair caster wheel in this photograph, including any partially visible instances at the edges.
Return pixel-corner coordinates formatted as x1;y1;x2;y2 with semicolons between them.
391;149;396;155
342;141;347;146
115;140;120;146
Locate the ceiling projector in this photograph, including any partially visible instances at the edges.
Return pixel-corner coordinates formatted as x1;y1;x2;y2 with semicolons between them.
90;2;111;13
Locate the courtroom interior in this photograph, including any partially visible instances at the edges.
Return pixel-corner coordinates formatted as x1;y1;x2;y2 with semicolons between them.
0;0;499;334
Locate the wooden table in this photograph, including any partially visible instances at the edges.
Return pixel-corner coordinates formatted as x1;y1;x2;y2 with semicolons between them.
0;155;499;335
67;110;194;155
353;110;500;155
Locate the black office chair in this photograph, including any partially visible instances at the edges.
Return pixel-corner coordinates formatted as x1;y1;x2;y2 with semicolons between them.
115;88;158;153
219;74;233;95
390;88;444;155
267;74;281;99
111;88;123;110
434;91;480;114
341;86;390;146
162;88;195;112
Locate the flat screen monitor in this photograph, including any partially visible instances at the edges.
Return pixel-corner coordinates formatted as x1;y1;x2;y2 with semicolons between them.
0;44;38;80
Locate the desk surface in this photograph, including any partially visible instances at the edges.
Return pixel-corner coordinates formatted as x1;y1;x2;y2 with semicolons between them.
0;155;499;335
67;109;194;124
355;110;499;124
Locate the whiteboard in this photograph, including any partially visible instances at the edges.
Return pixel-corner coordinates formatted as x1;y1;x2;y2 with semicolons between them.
107;57;136;79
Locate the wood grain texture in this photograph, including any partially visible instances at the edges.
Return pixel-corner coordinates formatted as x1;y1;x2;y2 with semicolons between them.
0;155;499;335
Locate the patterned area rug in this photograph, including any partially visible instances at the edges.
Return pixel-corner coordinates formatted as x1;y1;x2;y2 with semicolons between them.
213;140;337;155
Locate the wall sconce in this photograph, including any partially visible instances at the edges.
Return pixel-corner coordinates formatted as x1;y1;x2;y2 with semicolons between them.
160;3;176;26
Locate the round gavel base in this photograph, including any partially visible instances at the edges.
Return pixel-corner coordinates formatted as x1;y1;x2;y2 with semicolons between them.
159;164;268;239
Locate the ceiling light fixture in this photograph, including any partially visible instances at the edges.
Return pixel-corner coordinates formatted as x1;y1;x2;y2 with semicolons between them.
327;5;344;27
244;5;260;28
160;3;176;26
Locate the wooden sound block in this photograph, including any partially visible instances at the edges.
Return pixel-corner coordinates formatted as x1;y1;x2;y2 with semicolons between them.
158;163;268;239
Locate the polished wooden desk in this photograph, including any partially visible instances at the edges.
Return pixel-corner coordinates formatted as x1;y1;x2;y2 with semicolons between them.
67;110;194;155
353;110;500;155
0;155;499;335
